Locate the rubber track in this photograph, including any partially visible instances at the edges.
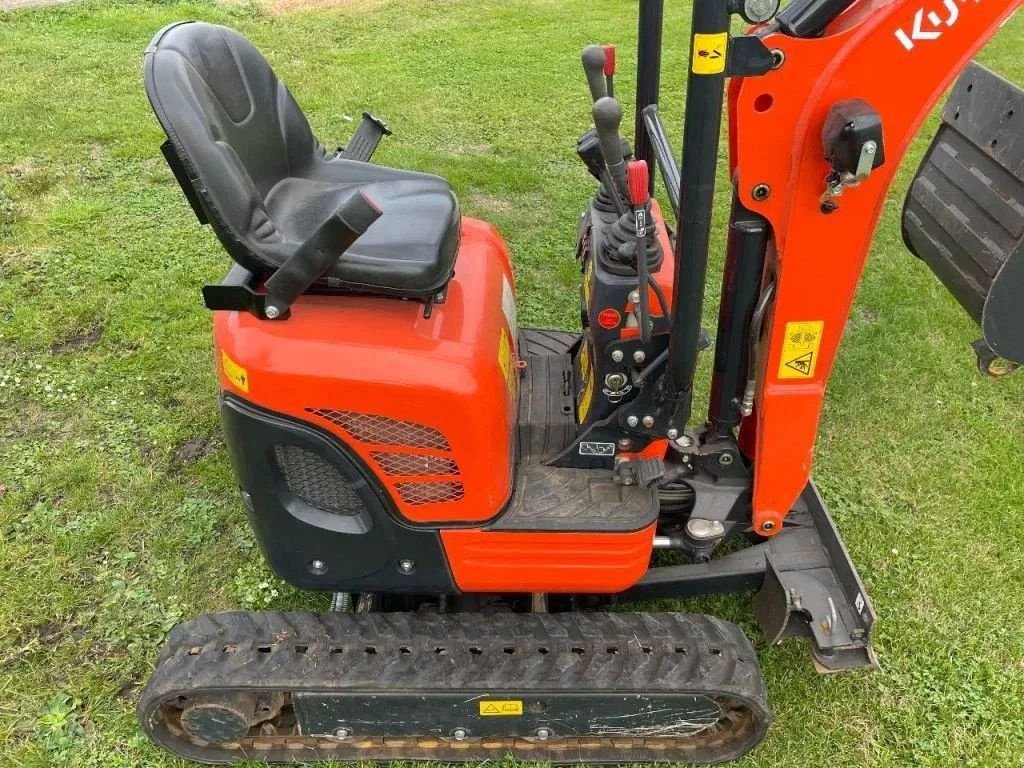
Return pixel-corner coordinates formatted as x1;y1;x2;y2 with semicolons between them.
139;611;772;765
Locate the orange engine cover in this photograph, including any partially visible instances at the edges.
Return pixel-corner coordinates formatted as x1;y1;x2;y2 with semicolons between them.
214;217;519;524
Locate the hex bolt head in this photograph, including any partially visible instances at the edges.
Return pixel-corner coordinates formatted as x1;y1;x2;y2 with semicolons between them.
675;434;694;448
308;559;328;575
611;349;625;363
633;350;646;364
452;728;467;741
626;415;639;428
265;305;281;319
617;438;633;450
719;453;734;466
398;559;416;574
667;428;679;440
743;0;778;23
535;727;552;740
333;727;352;739
628;290;641;304
642;415;655;428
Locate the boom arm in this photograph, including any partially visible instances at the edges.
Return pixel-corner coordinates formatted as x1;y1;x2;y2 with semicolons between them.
729;0;1022;534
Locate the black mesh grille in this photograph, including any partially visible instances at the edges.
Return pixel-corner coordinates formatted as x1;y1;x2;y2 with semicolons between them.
273;444;364;516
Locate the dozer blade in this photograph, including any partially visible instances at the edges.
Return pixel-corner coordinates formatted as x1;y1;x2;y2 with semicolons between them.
139;611;771;765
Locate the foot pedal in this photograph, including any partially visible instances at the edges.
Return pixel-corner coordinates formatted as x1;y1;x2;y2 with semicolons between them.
617;456;665;487
902;62;1024;368
341;112;392;162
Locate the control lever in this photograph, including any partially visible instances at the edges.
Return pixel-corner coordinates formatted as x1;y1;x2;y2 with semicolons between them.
582;45;608;102
602;44;616;98
593;97;630;204
628;160;652;345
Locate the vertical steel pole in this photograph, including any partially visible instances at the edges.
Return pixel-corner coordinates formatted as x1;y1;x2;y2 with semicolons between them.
662;0;730;429
634;0;664;196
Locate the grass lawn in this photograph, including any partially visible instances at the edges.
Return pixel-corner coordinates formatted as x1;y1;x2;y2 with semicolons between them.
1;0;1023;766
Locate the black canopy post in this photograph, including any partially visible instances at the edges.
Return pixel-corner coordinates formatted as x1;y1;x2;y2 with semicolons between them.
661;0;731;430
635;0;665;196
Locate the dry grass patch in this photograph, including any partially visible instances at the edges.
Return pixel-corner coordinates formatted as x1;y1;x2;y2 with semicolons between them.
219;0;390;15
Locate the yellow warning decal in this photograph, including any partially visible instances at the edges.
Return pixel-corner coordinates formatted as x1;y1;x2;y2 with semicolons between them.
498;328;517;397
479;700;524;717
577;340;595;423
778;321;824;380
692;33;728;75
582;257;595;308
221;350;250;392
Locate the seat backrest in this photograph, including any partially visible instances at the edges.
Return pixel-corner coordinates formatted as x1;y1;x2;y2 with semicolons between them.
144;21;324;271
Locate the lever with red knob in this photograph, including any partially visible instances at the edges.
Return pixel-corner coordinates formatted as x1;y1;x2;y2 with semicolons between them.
602;44;616;98
627;160;653;344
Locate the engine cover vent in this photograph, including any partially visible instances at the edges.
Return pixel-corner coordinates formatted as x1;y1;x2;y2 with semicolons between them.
371;452;460;477
395;481;466;506
306;409;452;451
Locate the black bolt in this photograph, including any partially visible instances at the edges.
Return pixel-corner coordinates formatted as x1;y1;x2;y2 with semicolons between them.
820;199;839;214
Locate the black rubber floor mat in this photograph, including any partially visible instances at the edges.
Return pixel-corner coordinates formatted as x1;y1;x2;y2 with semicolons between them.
517;329;580;463
490;464;657;532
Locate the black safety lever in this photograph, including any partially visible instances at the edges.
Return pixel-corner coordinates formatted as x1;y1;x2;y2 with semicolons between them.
340;112;392;162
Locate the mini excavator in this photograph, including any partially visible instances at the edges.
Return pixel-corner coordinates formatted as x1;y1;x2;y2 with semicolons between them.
138;0;1023;762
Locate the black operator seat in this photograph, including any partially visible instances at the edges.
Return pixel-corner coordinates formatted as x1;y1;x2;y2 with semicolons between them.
144;21;459;298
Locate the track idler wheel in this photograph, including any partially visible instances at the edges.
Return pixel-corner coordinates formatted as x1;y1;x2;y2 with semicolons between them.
179;692;285;743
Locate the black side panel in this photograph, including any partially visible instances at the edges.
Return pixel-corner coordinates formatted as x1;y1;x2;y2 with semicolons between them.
220;396;456;593
902;62;1024;363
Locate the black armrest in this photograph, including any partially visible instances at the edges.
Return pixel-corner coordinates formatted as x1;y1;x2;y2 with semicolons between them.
262;190;382;318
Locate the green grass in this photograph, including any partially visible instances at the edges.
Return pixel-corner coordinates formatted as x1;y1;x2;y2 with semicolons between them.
0;0;1022;766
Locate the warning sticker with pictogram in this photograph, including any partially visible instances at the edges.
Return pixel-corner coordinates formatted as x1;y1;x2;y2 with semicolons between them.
479;700;524;717
692;32;728;75
221;350;250;393
778;321;824;380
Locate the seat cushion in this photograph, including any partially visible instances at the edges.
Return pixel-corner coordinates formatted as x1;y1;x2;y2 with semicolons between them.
144;21;459;297
264;170;459;295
